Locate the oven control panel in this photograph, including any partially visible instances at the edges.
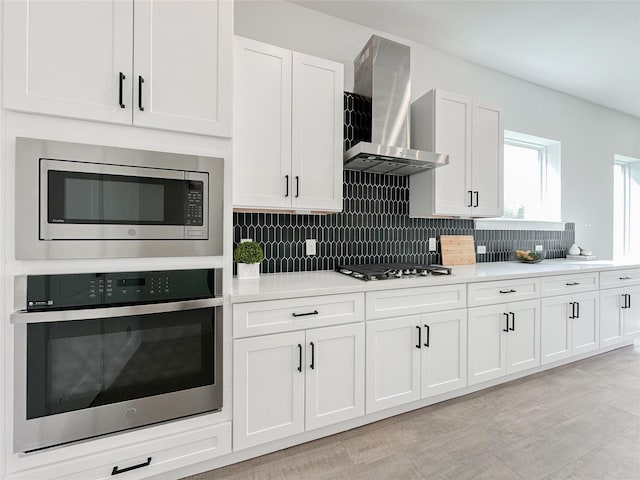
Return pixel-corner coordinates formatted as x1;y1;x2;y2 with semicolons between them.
26;269;218;311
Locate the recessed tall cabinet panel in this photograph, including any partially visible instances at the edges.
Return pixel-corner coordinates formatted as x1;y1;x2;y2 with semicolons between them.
133;0;232;135
233;37;343;212
3;0;133;124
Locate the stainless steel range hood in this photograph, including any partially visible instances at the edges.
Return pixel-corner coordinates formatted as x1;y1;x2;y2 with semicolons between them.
344;35;449;175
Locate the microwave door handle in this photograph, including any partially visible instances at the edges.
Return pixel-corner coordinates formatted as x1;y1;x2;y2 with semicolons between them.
10;297;222;324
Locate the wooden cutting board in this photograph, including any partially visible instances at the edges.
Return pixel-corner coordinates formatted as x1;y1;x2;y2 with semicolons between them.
440;235;476;265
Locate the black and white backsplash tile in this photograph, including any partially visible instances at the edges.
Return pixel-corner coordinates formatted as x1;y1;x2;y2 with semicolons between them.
233;170;575;274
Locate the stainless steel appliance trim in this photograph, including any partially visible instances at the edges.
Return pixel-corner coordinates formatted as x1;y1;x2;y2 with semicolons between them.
16;137;223;259
11;297;223;324
14;304;223;453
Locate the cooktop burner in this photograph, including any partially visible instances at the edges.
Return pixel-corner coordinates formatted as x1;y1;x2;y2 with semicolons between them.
337;262;452;281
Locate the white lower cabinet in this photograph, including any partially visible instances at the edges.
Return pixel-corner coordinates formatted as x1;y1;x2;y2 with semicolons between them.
541;292;599;365
600;285;640;347
366;309;467;413
467;300;540;386
233;323;364;450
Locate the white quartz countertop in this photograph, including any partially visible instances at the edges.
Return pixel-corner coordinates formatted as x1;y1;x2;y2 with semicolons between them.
230;259;640;303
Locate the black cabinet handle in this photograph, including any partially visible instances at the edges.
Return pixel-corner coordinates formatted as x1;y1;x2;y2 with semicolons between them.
310;341;315;370
285;175;289;197
424;324;430;347
620;276;632;280
566;282;580;286
576;301;580;318
467;190;473;207
629;294;632;309
118;72;126;108
509;312;515;331
292;310;318;318
297;344;302;372
503;312;509;332
416;325;421;349
622;294;628;309
112;457;151;476
295;176;300;198
499;289;516;294
138;75;145;111
569;302;575;319
473;191;479;207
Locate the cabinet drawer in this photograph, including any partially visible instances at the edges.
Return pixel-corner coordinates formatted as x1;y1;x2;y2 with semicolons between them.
600;269;640;289
365;284;466;320
541;273;599;296
467;278;540;307
234;293;364;338
7;422;231;480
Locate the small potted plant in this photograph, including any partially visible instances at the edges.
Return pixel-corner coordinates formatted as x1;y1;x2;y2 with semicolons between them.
234;241;264;279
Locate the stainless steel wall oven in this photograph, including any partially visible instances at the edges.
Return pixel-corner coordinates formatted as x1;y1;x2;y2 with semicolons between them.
15;137;224;259
12;268;222;453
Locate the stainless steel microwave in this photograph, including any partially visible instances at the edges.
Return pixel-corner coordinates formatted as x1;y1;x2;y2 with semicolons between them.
15;138;223;259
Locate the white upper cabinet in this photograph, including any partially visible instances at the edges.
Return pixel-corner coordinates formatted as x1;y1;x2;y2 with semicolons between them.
233;36;344;212
3;0;232;136
3;0;133;124
410;88;504;218
132;0;232;135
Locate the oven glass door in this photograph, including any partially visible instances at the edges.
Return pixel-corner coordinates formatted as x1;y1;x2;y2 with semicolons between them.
26;307;218;420
40;159;208;240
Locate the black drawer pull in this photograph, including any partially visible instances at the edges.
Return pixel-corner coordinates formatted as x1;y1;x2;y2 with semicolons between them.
118;72;126;108
138;75;145;111
499;289;516;294
112;457;151;476
310;341;315;370
620;276;632;280
292;310;318;318
566;282;580;286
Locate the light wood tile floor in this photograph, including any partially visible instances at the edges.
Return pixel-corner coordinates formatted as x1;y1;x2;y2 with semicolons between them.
185;345;640;480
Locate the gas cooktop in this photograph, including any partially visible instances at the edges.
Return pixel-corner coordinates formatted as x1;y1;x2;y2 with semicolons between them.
336;262;452;281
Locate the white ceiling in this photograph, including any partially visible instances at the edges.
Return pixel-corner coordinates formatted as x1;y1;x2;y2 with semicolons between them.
290;0;640;119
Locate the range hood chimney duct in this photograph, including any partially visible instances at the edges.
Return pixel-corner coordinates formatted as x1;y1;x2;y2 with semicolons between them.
344;35;449;175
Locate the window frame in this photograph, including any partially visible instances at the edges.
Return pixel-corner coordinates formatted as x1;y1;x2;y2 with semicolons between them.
614;158;632;258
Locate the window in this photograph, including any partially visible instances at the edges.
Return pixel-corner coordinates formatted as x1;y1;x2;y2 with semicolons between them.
613;154;640;259
502;131;561;221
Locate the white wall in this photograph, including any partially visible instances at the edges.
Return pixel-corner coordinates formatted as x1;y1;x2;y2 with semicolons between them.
235;0;640;259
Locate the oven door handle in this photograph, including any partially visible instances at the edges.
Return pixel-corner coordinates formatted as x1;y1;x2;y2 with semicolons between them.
11;297;223;324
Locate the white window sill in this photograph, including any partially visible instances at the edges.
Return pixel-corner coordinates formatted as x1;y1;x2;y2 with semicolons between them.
475;219;566;231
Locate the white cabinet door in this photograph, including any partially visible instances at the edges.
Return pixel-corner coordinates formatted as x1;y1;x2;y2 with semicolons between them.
421;309;467;398
305;323;364;430
471;101;504;217
366;316;421;413
433;90;473;216
600;288;625;347
467;304;508;386
623;285;640;340
541;295;572;365
133;0;232;136
571;292;599;355
3;0;133;124
506;300;540;374
291;53;343;211
233;37;292;209
233;332;305;450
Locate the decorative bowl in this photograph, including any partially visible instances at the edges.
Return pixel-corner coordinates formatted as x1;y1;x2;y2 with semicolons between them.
514;248;545;263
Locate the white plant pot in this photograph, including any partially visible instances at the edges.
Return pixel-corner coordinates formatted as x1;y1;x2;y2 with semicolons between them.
237;262;260;279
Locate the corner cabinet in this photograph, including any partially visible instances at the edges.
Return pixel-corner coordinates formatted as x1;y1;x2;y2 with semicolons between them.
233;36;344;212
3;0;232;136
409;89;504;218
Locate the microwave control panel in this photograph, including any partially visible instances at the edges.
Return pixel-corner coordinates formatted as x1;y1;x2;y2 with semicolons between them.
25;269;217;311
185;180;204;226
